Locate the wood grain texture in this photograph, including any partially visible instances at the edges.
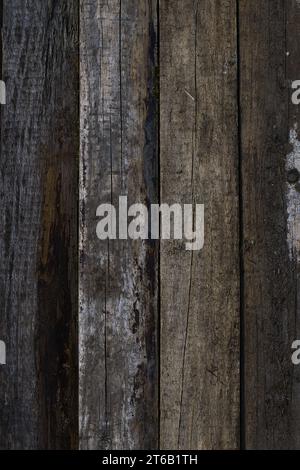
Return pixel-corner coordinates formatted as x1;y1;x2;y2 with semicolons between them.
239;0;300;449
79;0;158;450
160;0;240;449
2;0;300;452
0;0;78;449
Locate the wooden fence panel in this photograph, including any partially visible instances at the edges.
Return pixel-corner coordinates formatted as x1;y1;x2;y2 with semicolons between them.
2;0;300;452
79;0;159;450
160;0;240;449
0;0;79;449
239;0;300;449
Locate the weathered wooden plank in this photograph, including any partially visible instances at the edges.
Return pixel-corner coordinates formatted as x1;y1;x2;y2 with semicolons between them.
0;0;79;449
160;0;240;449
79;0;158;449
239;0;300;449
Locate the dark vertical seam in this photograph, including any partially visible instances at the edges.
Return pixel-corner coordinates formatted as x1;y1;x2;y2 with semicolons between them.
104;277;108;436
157;0;161;450
77;0;80;450
104;114;114;439
284;0;295;444
236;0;245;450
0;0;2;179
110;113;113;208
177;1;198;448
284;0;287;88
119;0;123;188
0;0;2;92
177;252;193;449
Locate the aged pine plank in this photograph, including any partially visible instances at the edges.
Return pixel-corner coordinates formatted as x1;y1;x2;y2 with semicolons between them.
239;0;300;449
0;0;79;449
79;0;158;449
160;0;240;449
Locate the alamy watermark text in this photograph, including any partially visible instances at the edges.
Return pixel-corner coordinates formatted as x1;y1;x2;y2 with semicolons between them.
96;196;204;251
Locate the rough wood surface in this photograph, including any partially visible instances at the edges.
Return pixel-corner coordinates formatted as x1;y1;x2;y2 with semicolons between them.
2;0;300;451
239;0;300;449
160;0;240;449
0;0;78;449
79;0;158;450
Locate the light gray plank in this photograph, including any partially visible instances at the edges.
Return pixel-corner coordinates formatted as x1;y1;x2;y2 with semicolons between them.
79;0;159;449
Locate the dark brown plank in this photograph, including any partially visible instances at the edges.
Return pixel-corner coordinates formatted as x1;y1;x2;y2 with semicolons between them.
79;0;158;449
240;0;300;449
160;0;240;449
0;0;78;449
